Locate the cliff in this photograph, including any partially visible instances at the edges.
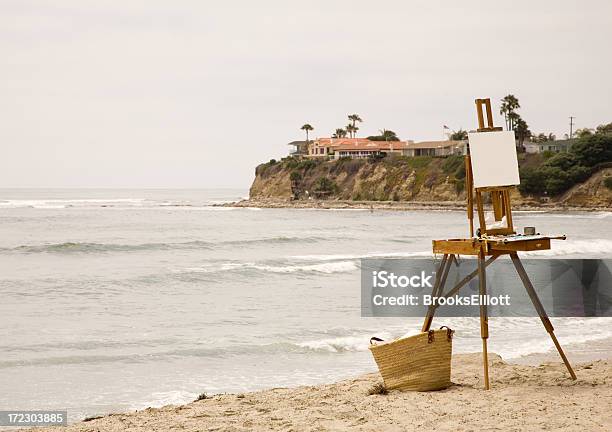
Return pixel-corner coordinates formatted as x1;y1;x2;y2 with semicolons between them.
249;155;612;208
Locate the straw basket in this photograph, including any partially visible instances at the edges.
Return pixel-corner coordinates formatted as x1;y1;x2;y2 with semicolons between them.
369;327;454;391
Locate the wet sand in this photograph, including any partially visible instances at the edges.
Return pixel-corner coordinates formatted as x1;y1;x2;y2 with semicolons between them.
26;352;612;431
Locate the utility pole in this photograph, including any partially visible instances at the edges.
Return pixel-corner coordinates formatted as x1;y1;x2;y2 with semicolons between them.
569;116;575;139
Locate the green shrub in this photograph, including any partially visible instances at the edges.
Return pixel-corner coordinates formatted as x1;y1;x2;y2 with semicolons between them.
543;165;591;195
542;167;572;195
406;156;433;169
290;171;302;182
454;163;466;180
314;177;338;194
596;122;612;135
269;159;277;165
455;179;465;193
544;152;579;171
604;177;612;190
570;134;612;167
518;133;611;196
297;159;318;170
541;150;554;159
442;155;464;175
568;165;593;183
283;157;299;169
518;167;547;195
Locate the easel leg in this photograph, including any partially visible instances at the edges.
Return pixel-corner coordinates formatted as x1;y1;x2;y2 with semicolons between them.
478;250;490;390
510;253;577;380
422;254;451;332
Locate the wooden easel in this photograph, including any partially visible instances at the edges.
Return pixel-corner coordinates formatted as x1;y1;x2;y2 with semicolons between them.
423;98;576;389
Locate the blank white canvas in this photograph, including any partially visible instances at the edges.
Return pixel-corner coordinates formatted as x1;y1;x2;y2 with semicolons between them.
468;130;520;188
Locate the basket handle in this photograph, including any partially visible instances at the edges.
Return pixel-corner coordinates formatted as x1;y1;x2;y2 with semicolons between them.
370;337;385;345
439;326;455;342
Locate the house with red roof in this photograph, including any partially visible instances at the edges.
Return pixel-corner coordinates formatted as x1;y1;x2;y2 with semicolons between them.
298;137;465;159
306;138;412;159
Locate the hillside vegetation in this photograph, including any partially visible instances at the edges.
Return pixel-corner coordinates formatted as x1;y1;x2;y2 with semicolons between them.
250;133;612;207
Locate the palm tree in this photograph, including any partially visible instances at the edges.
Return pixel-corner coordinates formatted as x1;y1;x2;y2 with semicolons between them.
348;114;363;129
346;124;357;138
449;129;468;140
332;128;347;138
507;112;520;131
300;123;314;143
499;95;520;130
380;129;399;141
513;116;531;149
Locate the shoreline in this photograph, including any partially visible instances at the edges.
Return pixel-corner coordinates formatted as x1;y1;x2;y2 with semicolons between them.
25;352;612;431
221;198;612;212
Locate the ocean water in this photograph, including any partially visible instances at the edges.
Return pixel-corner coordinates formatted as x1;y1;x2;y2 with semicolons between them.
1;188;611;422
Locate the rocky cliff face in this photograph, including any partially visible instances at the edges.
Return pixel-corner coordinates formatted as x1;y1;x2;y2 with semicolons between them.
560;167;612;207
249;156;612;208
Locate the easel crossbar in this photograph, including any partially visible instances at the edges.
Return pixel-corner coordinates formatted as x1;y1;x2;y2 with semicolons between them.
431;255;498;311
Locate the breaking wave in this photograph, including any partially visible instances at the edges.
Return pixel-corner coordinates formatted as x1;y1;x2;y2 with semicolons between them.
0;235;336;254
179;260;358;275
523;238;612;257
3;319;611;370
290;251;432;261
0;198;147;209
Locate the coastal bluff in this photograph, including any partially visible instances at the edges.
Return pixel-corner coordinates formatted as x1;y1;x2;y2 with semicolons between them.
247;155;612;209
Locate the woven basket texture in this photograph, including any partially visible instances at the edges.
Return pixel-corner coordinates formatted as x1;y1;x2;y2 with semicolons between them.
369;329;453;391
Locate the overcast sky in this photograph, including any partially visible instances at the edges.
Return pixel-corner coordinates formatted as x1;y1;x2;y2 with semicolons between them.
1;1;611;188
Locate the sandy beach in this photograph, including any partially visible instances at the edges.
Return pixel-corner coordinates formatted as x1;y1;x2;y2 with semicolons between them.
25;352;611;432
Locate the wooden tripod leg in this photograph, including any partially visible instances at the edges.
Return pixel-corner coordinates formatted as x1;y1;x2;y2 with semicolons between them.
510;253;577;380
478;250;490;390
422;254;451;332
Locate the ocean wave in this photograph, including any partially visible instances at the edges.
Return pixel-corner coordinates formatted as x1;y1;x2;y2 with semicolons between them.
295;317;612;358
0;235;335;254
546;212;612;219
290;251;432;261
3;318;611;369
1;241;213;254
21;237;603;257
180;260;358;276
173;239;612;277
284;239;612;261
255;261;357;274
221;235;335;246
523;238;612;257
296;334;391;353
0;198;246;210
131;391;198;411
0;340;333;369
0;198;147;209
